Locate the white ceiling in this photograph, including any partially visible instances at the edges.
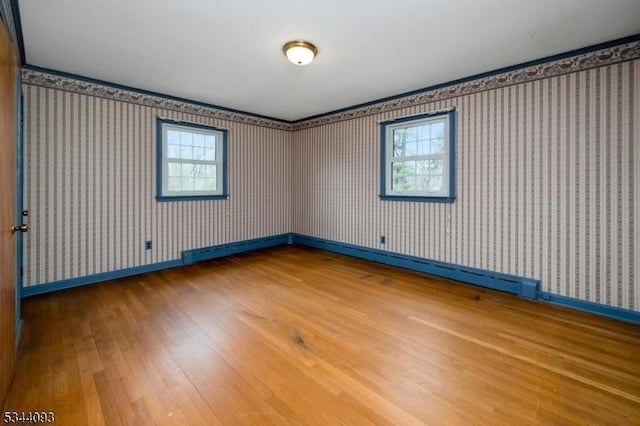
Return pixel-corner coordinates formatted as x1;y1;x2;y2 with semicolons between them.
19;0;640;121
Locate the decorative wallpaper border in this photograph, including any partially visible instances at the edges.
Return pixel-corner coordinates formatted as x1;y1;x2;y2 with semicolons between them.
22;38;640;131
21;68;293;131
291;38;640;130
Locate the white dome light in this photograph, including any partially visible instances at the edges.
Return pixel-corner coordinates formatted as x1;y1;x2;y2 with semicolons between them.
283;41;318;66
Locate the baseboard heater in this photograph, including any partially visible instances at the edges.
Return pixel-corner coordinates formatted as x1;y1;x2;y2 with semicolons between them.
290;234;539;299
182;234;289;265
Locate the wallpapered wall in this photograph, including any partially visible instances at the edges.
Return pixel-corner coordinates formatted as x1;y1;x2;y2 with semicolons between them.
22;82;292;287
21;41;639;312
292;60;639;311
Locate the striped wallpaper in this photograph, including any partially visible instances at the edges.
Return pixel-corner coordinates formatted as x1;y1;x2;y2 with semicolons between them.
21;50;639;313
22;84;292;287
293;60;639;311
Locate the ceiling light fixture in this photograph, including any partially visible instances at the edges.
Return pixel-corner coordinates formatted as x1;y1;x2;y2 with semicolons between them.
283;40;317;66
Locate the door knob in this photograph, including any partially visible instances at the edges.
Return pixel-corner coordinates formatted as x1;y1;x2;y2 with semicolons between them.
11;224;28;233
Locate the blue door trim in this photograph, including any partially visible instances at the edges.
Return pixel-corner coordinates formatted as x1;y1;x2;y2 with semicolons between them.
14;72;23;346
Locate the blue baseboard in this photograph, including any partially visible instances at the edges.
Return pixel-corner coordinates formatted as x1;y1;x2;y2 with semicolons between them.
21;234;290;298
21;259;184;297
182;233;289;264
290;234;640;325
290;233;537;298
539;292;640;324
20;232;639;325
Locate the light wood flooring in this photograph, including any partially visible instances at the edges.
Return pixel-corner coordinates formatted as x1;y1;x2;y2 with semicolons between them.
5;246;640;425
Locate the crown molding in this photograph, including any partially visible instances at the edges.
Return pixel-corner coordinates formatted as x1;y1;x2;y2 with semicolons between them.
292;37;640;130
0;0;24;63
21;66;293;131
21;37;640;132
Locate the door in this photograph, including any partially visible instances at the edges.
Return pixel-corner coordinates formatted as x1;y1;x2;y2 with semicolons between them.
0;17;17;406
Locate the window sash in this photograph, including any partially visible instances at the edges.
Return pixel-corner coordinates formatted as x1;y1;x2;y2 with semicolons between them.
385;116;450;197
161;123;224;197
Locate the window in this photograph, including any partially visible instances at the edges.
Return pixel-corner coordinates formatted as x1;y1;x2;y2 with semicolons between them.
156;119;228;201
380;109;455;202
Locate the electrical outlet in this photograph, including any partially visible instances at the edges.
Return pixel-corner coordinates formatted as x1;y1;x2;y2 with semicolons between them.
380;235;386;244
145;240;152;250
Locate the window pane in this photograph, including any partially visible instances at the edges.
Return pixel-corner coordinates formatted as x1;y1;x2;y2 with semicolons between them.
417;160;429;175
417;140;429;155
405;176;416;190
204;148;215;161
393;129;405;143
191;164;201;178
168;177;180;191
180;145;193;160
182;177;194;191
405;126;417;141
393;175;411;191
430;138;444;154
167;144;180;158
382;112;452;199
161;122;225;197
417;176;429;191
167;130;180;144
392;161;416;192
404;142;417;156
194;164;208;178
182;163;194;177
168;162;181;177
180;131;193;147
193;147;205;160
204;135;215;148
430;122;444;138
393;140;404;157
431;159;444;174
393;160;416;175
418;125;430;141
193;178;208;191
430;176;443;192
193;133;205;147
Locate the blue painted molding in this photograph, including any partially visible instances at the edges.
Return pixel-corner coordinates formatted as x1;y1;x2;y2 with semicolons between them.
21;234;290;298
538;292;640;324
0;0;24;64
378;195;456;204
21;259;184;297
291;234;639;324
156;195;229;202
19;232;640;324
291;34;640;124
155;118;230;202
21;64;290;124
9;0;24;64
15;73;22;334
182;234;289;264
379;109;456;203
290;233;536;297
20;35;640;127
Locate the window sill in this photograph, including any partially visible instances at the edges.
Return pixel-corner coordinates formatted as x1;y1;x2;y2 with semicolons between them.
379;195;455;203
156;194;229;202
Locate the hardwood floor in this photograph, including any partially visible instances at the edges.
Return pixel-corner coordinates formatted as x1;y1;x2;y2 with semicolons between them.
5;246;640;425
